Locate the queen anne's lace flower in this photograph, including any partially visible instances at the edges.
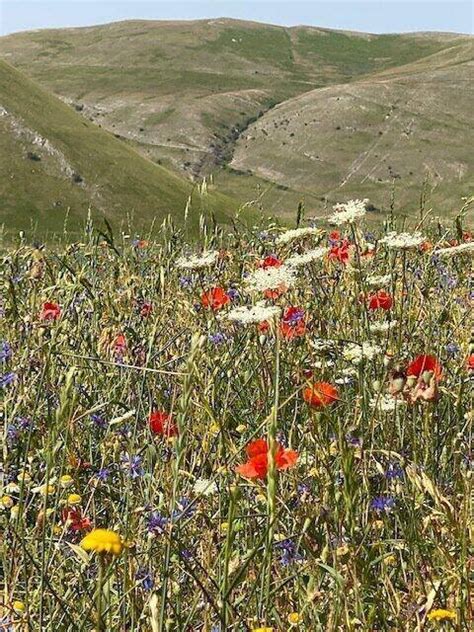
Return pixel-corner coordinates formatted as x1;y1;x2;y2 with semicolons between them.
379;232;425;250
343;342;381;364
176;250;220;270
244;265;297;292
222;302;281;325
328;199;367;225
366;274;392;288
286;247;329;268
434;242;474;257
369;321;397;334
370;395;407;412
275;226;322;245
193;478;218;496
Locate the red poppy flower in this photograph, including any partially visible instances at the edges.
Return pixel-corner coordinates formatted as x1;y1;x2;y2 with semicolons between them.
149;411;178;437
115;333;127;351
263;285;287;299
236;438;298;480
258;321;270;334
201;287;230;311
40;301;61;321
259;255;282;269
406;355;443;381
466;354;474;371
328;239;351;264
279;306;306;339
303;382;339;408
61;507;91;532
329;230;341;242
140;302;153;317
368;290;393;311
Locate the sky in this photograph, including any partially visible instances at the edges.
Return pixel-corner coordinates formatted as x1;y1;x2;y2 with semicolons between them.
0;0;472;36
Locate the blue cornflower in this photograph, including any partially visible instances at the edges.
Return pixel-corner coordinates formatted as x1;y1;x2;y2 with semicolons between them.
91;414;108;430
179;276;193;288
226;288;239;301
1;372;17;388
95;468;111;482
370;495;396;513
0;341;12;363
148;511;168;535
275;538;304;566
135;567;154;591
7;424;19;446
385;463;404;480
445;343;459;357
172;497;195;521
120;453;144;478
208;332;226;345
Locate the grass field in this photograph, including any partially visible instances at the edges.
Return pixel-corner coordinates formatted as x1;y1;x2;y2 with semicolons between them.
1;198;472;630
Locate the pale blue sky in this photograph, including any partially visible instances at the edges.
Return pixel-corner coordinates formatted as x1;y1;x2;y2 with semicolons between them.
0;1;472;36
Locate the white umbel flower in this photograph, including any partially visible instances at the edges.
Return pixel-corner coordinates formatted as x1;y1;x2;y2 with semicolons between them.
379;231;425;250
176;250;220;270
286;247;329;268
366;274;392;288
343;342;381;365
244;265;297;292
275;226;322;245
433;242;474;258
369;321;398;335
193;478;218;496
222;302;281;325
370;394;407;412
328;199;367;225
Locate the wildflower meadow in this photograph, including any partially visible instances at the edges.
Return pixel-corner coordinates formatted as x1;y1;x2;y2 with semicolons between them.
1;199;473;631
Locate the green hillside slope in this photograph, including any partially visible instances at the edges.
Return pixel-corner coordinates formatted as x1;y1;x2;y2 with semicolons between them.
0;19;464;178
230;41;474;217
0;58;237;237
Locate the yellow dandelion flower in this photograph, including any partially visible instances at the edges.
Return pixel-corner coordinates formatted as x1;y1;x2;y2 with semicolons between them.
80;528;123;555
427;609;456;622
252;628;273;632
288;611;302;624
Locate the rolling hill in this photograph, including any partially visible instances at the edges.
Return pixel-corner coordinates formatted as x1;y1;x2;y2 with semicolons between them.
0;19;472;227
0;58;238;237
230;40;474;216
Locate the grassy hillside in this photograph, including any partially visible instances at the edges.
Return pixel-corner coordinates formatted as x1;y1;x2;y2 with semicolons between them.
0;19;472;225
0;19;463;178
230;41;474;217
0;58;239;238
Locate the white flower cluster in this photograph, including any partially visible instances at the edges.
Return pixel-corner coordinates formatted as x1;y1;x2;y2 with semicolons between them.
286;247;329;268
343;342;381;365
176;250;220;270
244;264;297;292
222;302;281;325
193;478;218;496
308;337;339;354
370;394;407;412
328;199;367;225
369;321;398;335
434;242;474;258
366;273;392;288
275;226;322;245
379;231;425;250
